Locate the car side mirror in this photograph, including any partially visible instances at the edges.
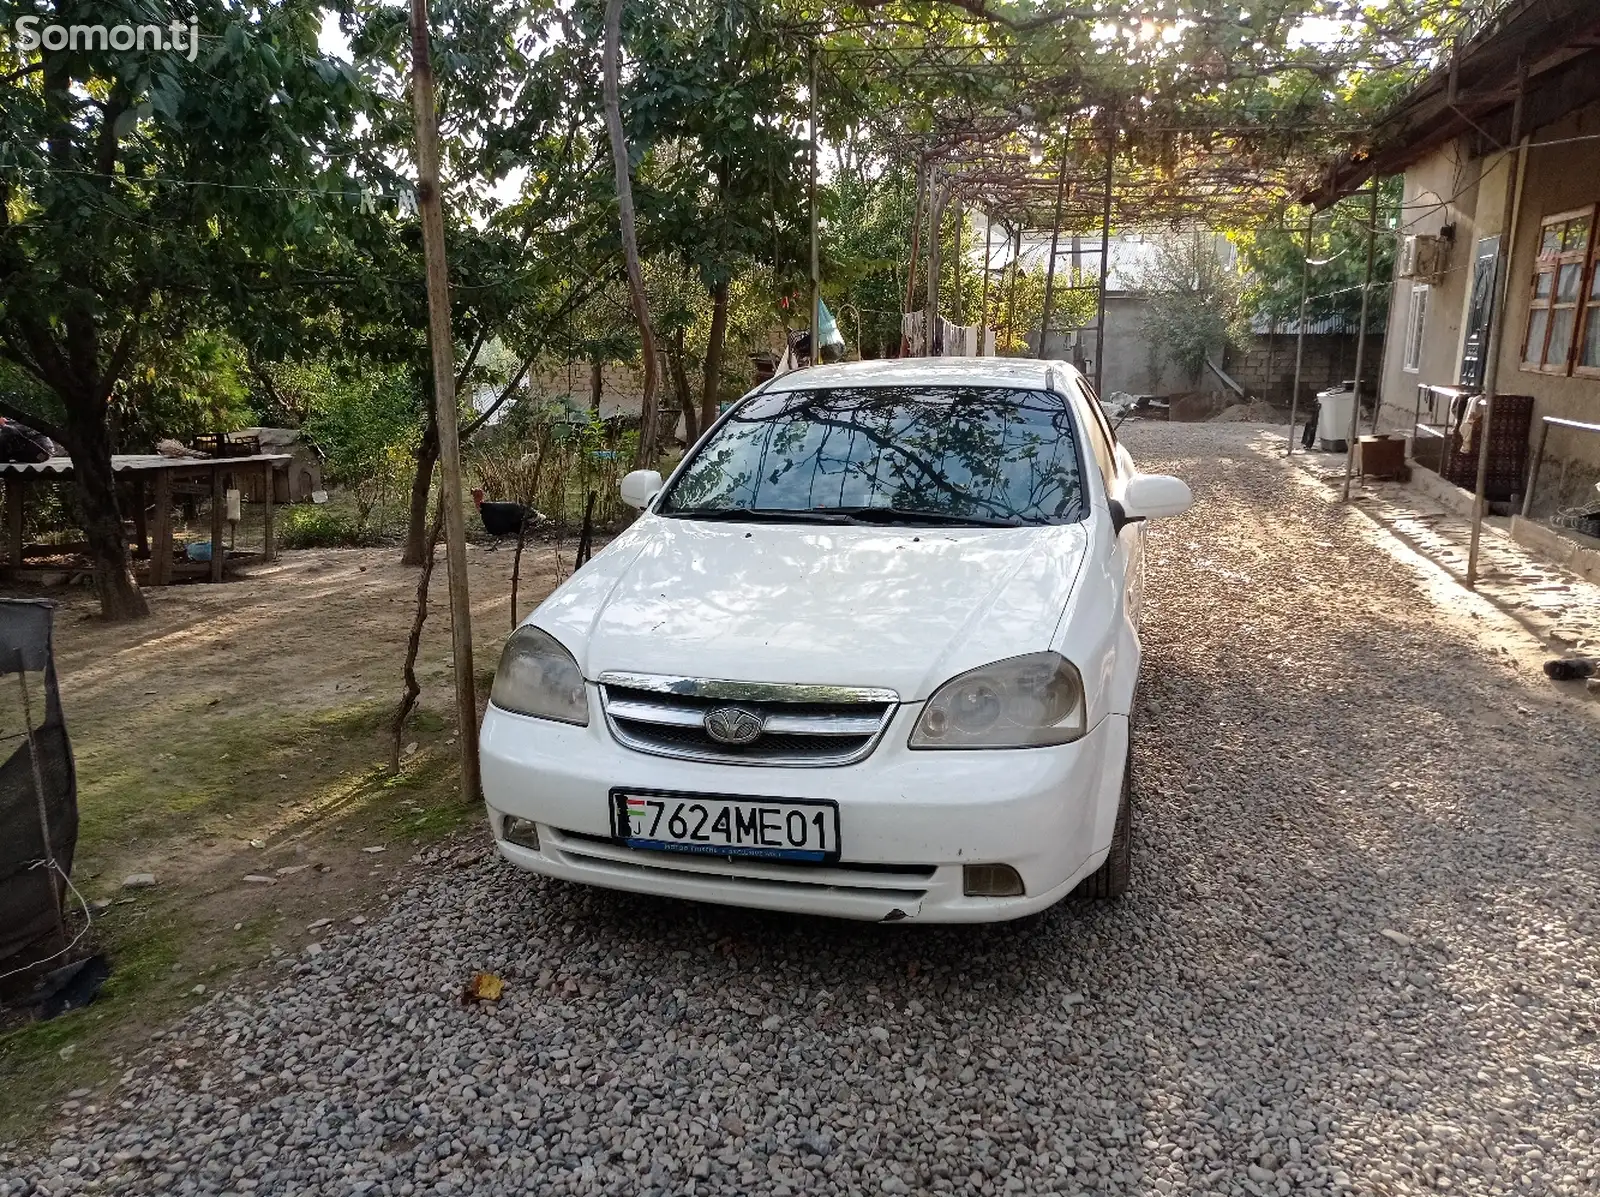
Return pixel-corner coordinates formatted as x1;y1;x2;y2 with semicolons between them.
619;469;664;510
1111;473;1192;533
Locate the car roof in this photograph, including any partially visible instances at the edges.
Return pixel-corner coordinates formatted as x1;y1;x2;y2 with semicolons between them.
759;357;1084;394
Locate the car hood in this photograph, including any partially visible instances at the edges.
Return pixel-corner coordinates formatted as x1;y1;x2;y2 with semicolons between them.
531;515;1089;701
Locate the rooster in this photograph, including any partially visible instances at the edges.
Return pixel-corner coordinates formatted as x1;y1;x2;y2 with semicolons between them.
472;488;540;539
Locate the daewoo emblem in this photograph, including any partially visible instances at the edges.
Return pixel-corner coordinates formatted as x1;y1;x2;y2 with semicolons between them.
704;705;764;746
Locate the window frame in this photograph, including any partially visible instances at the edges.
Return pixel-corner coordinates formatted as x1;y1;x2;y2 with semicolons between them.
1522;205;1596;376
1068;377;1117;489
1576;213;1600;379
1402;283;1429;373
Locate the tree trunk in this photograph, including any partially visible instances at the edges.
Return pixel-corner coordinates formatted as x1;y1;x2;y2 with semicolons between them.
61;394;147;620
665;331;699;445
602;0;659;468
588;358;603;417
401;418;439;566
699;278;730;436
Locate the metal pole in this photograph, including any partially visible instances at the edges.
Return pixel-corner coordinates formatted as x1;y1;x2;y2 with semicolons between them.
1286;213;1313;456
1006;223;1021;355
1521;417;1550;518
807;43;819;361
1341;181;1379;503
409;0;479;800
952;193;964;327
1039;139;1070;360
980;209;994;351
1467;66;1528;586
1093;127;1115;394
925;175;944;355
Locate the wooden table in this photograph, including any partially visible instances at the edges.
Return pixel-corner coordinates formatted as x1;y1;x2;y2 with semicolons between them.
0;454;291;585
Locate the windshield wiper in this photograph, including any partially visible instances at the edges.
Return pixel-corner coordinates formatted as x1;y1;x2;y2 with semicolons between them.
663;506;855;524
822;505;1030;528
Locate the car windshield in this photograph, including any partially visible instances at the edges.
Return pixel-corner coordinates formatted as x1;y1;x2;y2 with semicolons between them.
657;384;1086;526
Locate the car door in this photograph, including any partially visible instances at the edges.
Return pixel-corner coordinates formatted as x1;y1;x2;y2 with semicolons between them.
1069;378;1146;624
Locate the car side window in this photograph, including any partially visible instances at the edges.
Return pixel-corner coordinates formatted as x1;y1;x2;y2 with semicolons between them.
1071;380;1117;489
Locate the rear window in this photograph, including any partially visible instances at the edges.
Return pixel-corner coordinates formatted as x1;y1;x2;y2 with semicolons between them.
658;385;1086;526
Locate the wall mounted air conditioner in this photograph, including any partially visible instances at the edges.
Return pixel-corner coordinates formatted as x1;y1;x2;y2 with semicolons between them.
1399;234;1447;283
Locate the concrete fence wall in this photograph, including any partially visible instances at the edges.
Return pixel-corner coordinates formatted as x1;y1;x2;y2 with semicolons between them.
1227;333;1384;409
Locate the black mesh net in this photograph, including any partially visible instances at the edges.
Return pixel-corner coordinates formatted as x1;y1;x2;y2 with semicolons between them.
0;600;78;971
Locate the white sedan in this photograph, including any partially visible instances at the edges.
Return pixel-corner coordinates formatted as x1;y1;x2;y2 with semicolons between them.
480;357;1191;922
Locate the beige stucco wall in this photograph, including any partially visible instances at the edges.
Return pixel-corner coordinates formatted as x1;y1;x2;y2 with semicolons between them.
1379;100;1600;511
1493;100;1600;509
1377;141;1482;428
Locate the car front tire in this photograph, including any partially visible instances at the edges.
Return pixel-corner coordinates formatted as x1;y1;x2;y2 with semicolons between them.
1073;744;1131;899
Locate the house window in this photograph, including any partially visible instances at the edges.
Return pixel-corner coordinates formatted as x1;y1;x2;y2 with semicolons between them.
1578;224;1600;377
1523;206;1595;374
1403;284;1429;373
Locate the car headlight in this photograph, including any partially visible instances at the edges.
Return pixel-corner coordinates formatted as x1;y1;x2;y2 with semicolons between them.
909;652;1086;749
490;626;589;725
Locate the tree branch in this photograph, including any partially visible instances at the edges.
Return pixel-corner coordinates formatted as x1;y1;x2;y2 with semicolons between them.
1;62;44;85
452;322;491;394
460;271;611;439
99;310;143;401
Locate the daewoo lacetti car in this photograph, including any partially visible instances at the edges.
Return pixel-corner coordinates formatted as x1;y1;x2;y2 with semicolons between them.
480;357;1192;922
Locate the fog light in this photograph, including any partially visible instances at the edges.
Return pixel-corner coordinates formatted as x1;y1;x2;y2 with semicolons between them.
963;863;1025;897
502;815;540;851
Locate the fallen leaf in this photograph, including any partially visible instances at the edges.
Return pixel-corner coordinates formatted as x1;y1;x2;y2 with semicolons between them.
463;972;505;1003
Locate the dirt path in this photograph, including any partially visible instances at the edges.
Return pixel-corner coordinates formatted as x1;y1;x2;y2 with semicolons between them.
0;537;585;1135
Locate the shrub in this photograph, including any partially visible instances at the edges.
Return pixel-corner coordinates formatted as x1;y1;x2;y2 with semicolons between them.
278;505;374;549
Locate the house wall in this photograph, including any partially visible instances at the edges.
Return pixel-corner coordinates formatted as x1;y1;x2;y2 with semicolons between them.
1494;100;1600;511
1377;142;1484;431
1382;100;1600;513
1038;297;1202;397
527;360;645;422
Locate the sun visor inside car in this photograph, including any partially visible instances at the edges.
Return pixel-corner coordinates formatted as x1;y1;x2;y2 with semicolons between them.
0;599;78;970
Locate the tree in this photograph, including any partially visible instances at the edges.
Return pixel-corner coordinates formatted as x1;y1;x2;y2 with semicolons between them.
1129;231;1248;384
602;0;660;467
341;0;622;561
1234;179;1401;334
0;0;374;618
620;0;809;430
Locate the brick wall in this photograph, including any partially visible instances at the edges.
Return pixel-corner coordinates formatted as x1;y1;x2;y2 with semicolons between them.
1226;333;1384;408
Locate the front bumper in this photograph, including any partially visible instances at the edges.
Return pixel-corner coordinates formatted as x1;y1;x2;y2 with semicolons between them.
479;696;1129;923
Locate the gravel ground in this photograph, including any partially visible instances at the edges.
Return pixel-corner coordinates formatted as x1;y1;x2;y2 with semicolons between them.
7;421;1600;1197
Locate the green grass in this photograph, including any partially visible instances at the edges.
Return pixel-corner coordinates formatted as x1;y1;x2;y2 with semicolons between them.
0;694;477;1147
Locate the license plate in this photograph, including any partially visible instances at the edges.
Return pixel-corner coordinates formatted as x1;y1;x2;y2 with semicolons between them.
611;789;841;862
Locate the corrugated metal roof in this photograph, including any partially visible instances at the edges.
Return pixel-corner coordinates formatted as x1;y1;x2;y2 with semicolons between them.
1249;313;1357;335
0;453;292;476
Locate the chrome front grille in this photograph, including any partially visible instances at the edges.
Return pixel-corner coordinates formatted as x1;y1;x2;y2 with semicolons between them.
597;672;898;767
